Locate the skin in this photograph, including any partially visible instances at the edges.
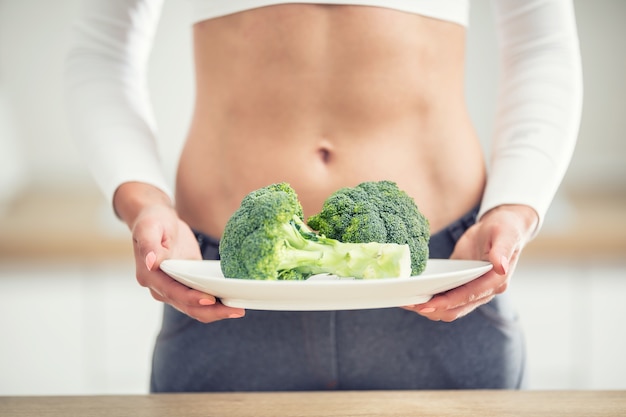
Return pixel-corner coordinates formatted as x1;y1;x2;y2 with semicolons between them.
114;5;538;323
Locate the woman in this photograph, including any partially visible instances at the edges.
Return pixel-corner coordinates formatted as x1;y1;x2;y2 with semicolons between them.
65;0;582;391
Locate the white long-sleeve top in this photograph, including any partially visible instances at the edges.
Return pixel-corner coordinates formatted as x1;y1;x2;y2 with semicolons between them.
64;0;583;233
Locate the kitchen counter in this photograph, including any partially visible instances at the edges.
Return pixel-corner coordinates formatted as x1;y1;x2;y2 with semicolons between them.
1;187;624;261
0;188;132;261
1;390;625;417
522;190;626;261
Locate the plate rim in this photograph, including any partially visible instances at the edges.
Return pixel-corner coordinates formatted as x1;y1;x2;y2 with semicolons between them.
160;258;492;287
159;259;492;310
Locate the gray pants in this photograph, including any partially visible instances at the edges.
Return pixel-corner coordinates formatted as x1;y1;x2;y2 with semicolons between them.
150;206;526;392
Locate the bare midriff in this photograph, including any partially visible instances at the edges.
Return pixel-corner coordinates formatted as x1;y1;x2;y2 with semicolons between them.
175;4;486;237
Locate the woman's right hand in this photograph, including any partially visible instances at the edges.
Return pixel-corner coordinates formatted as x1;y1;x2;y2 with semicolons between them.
115;182;246;323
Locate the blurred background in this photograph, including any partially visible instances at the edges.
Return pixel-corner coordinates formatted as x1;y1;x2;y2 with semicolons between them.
0;0;624;395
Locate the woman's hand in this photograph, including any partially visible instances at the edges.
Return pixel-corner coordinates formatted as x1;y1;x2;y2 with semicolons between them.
115;182;245;323
403;204;538;322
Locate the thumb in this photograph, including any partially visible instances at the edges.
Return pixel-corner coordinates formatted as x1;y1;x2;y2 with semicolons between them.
145;251;157;272
488;231;517;276
133;222;166;271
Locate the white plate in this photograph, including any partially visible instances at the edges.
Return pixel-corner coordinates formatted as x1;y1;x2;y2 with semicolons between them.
160;259;492;311
161;259;492;311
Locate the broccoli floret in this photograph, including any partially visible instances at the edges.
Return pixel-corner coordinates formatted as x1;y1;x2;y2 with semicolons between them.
219;183;411;280
307;180;430;275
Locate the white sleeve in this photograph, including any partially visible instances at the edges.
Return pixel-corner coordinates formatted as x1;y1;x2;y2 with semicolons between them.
478;0;583;234
64;0;173;205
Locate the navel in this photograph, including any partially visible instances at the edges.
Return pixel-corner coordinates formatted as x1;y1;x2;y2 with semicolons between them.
316;140;334;165
318;147;331;164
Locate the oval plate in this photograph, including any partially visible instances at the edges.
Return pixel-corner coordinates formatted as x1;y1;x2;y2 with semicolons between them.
160;259;492;311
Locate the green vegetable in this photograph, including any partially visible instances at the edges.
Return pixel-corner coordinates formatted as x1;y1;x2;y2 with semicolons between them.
307;180;430;275
219;182;411;280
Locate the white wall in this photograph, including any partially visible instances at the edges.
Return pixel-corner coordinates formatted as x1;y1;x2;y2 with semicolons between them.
0;0;625;195
568;1;626;189
0;87;24;208
0;0;194;192
0;0;84;190
0;260;161;395
465;0;626;192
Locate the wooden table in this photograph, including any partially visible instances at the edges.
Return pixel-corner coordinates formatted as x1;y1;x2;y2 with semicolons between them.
1;390;625;417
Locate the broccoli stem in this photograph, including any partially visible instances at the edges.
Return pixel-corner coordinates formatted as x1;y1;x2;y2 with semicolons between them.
277;216;411;279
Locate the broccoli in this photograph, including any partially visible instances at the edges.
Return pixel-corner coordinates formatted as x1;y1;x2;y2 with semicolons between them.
307;180;430;276
219;183;411;280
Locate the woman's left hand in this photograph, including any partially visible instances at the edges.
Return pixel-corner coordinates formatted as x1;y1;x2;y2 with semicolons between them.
403;204;538;322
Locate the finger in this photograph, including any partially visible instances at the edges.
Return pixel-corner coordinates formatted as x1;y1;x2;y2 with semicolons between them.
486;225;521;276
429;270;504;308
145;251;157;271
146;268;216;306
133;221;167;265
148;284;215;306
185;303;246;324
405;269;506;317
149;288;165;302
408;295;496;322
147;274;245;323
402;290;496;322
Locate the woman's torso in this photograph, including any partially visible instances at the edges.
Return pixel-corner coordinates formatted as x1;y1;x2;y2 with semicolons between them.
175;4;485;237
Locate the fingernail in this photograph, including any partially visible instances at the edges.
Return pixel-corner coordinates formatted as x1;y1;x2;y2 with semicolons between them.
199;298;215;306
419;307;436;314
145;252;157;271
501;256;509;275
228;312;245;319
